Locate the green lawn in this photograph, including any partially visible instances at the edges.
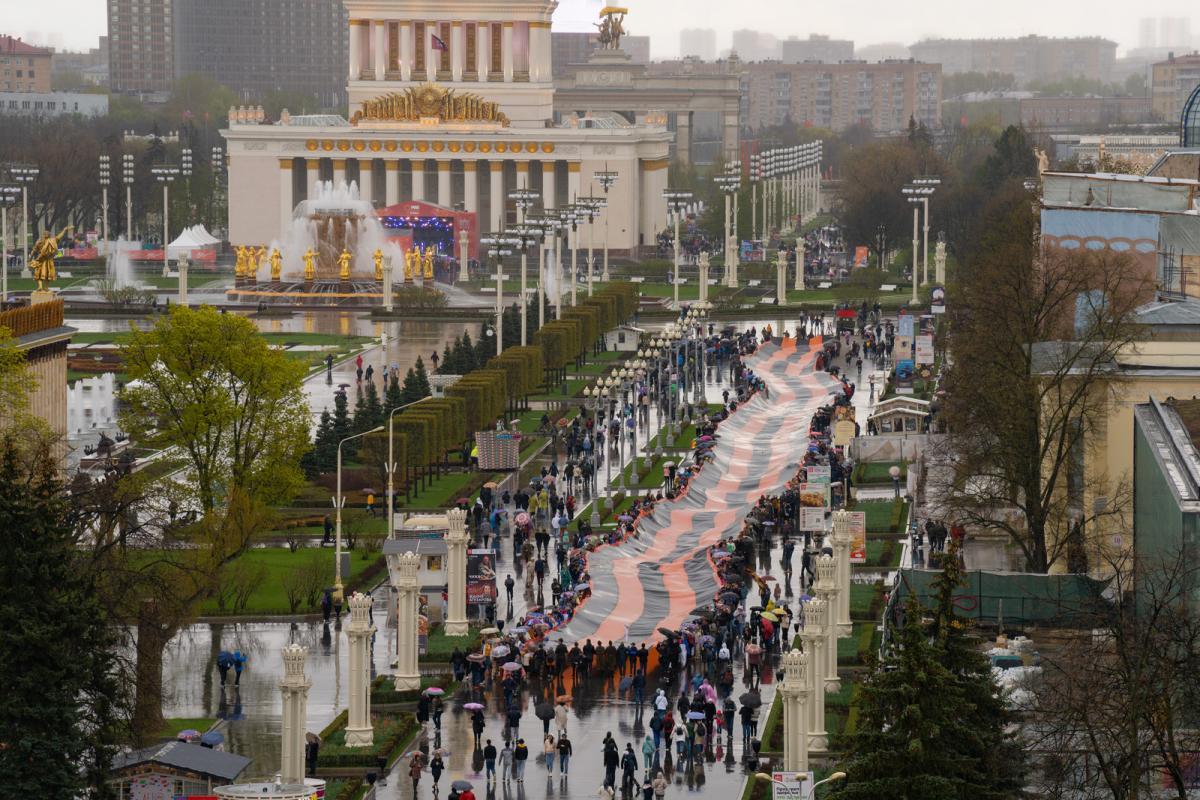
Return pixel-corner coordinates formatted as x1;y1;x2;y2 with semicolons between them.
153;717;216;742
529;377;588;401
850;582;884;620
855;460;907;485
197;547;379;616
863;537;902;568
423;625;482;661
853;499;908;533
837;621;880;665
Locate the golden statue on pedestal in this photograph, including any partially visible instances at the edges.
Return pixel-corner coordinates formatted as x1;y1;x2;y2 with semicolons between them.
303;248;316;281
373;248;384;281
403;247;418;281
233;245;246;278
423;247;435;279
254;246;267;278
270;248;283;281
31;226;71;291
338;249;352;281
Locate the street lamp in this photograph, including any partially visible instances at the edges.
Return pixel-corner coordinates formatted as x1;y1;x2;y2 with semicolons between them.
152;164;180;277
902;180;938;287
594;168;618;282
10;164;39;278
560;204;581;308
509;221;544;347
335;423;386;600
0;183;21;303
714;169;739;288
386;398;431;538
481;232;518;356
904;190;923;306
99;155;111;255
122;154;136;240
663;189;692;308
577;196;604;297
210;147;226;238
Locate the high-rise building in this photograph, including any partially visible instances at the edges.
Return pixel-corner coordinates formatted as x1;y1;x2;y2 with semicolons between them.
680;28;716;61
731;30;778;62
0;36;52;92
1151;52;1200;123
780;35;854;65
909;35;1117;86
173;0;348;108
743;59;941;132
107;0;174;95
551;31;649;69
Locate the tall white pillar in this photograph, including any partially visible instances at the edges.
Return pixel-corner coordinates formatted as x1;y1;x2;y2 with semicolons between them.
831;510;853;635
425;23;436;82
800;599;827;752
308;158;321;200
279;159;294;234
501;23;514;82
437;161;452;208
373;21;386;79
392;552;421;690
529;23;551;82
458;228;471;282
400;23;412;81
489;162;504;232
333;158;347;190
349;21;362;81
445;508;470;636
776;247;787;306
464;162;479;215
411;161;426;202
541;161;556;210
567;163;580;204
780;648;810;772
279;644;311;783
358;159;374;206
344;592;376;747
816;554;841;692
385;161;400;206
698;251;709;304
478;23;491;81
935;240;946;285
451;23;464;81
177;254;189;306
794;233;805;291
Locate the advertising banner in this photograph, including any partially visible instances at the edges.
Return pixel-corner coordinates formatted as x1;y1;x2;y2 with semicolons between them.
797;482;830;509
800;508;827;531
770;772;815;800
848;511;867;563
895;358;915;394
806;465;831;484
915;334;934;365
467;549;498;605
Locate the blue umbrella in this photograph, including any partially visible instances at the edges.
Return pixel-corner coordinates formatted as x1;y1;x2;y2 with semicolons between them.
200;731;225;747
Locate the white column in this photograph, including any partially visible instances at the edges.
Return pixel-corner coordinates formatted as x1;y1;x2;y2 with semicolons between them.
935;240;946;285
831;510;853;635
344;592;376;747
373;21;386;79
392;552;421;690
501;23;514;82
800;598;827;752
279;644;311;784
541;160;556;211
358;159;374;206
795;233;805;291
698;251;709;304
349;21;362;81
780;648;810;772
400;23;412;81
529;23;551;82
458;228;471;282
464;162;479;215
411;160;425;202
308;158;322;200
279;159;294;234
489;161;504;231
385;161;400;206
567;163;580;204
478;23;491;81
776;247;786;305
816;554;841;692
451;23;464;81
445;508;470;636
177;255;189;306
437;161;452;208
425;23;436;82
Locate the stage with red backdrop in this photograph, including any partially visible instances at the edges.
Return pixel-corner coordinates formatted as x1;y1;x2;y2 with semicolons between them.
375;201;478;261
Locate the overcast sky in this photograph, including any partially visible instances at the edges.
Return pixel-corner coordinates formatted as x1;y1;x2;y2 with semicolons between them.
9;0;1199;57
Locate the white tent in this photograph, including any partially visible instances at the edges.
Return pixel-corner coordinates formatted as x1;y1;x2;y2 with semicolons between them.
166;225;221;257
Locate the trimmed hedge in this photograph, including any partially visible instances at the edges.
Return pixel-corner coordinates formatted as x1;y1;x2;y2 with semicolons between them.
316;712;420;769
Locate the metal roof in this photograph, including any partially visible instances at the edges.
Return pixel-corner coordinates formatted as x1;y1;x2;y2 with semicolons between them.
111;741;251;781
1135;299;1200;327
383;536;449;556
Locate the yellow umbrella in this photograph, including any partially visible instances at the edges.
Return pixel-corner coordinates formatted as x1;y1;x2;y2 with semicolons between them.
759;611;779;622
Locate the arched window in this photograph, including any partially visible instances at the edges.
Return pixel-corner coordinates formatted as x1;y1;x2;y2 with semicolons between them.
1183;83;1200;148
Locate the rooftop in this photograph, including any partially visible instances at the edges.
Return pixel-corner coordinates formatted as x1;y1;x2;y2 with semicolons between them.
0;35;51;56
1135;398;1200;504
111;741;251;782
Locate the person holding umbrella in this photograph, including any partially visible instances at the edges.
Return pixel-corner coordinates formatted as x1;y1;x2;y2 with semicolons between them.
471;709;485;747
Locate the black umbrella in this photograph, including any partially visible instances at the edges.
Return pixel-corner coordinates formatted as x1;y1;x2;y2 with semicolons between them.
657;627;679;638
535;702;554;721
739;692;762;707
452;780;474;791
690;606;715;620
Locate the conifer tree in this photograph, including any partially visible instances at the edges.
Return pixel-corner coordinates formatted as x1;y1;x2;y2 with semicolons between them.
413;356;432;397
460;330;476;371
362;380;383;430
352;385;369;433
438;344;454;374
312;408;336;473
384;374;403;415
332;389;354;456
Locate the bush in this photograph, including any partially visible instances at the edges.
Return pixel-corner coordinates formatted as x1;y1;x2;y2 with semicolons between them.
214;561;268;613
316;714;419;768
282;558;334;613
391;285;449;311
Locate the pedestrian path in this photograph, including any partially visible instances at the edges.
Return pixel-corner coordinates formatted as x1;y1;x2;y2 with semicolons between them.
559;338;839;644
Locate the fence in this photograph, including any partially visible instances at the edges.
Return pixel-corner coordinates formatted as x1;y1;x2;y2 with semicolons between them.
889;568;1110;628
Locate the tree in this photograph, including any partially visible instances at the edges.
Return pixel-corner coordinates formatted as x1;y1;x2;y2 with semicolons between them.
332;389;353;455
833;594;1014;800
384;373;403;414
980;125;1037;190
362;380;383;429
399;368;423;405
312;408;336;474
836;142;921;263
121;306;311;515
438;344;454;374
412;356;432;397
934;186;1151;572
0;434;124;797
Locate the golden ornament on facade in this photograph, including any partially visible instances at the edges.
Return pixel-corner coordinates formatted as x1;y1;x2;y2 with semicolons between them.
400;141;414;152
369;140;382;151
337;140;351;151
432;141;445;152
525;142;538;153
449;142;461;152
416;142;429;152
479;142;491;153
352;140;365;151
495;142;508;153
321;140;335;151
306;140;319;151
351;82;510;126
464;141;477;152
541;142;555;153
385;141;398;152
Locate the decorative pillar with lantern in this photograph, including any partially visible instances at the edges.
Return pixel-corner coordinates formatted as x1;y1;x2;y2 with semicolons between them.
780;648;810;772
831;509;853;635
279;644;311;783
662;190;692;309
594;168;619;282
344;592;376;747
816;554;841;692
800;597;828;752
388;551;421;691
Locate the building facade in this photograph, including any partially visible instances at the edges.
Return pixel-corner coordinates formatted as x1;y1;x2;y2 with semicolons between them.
51;37;109;79
679;29;716;61
1151;53;1200;123
731;30;779;62
0;91;109;117
173;0;348;108
106;0;174;95
780;35;854;65
0;36;52;93
1019;96;1154;129
1;300;71;443
743;60;941;132
222;0;671;255
909;35;1117;86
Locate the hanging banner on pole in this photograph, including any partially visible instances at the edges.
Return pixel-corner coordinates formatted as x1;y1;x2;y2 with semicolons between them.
847;511;867;563
915;334;934;365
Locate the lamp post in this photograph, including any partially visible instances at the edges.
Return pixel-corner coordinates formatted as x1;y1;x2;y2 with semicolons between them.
481;232;518;357
727;161;741;276
749;153;760;252
594;168;618;282
11;164;39;278
528;214;555;328
151;164;180;277
905;191;922;307
910;177;940;285
902;181;937;290
560;204;580;308
211;146;226;238
386;398;431;538
0;184;20;303
99;155;111;255
122;154;135;241
760;150;771;245
714;170;739;288
509;188;540;345
335;424;386;601
577;196;603;298
663;189;692;308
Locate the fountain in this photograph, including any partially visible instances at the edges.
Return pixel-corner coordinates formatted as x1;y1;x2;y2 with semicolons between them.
101;237;139;290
